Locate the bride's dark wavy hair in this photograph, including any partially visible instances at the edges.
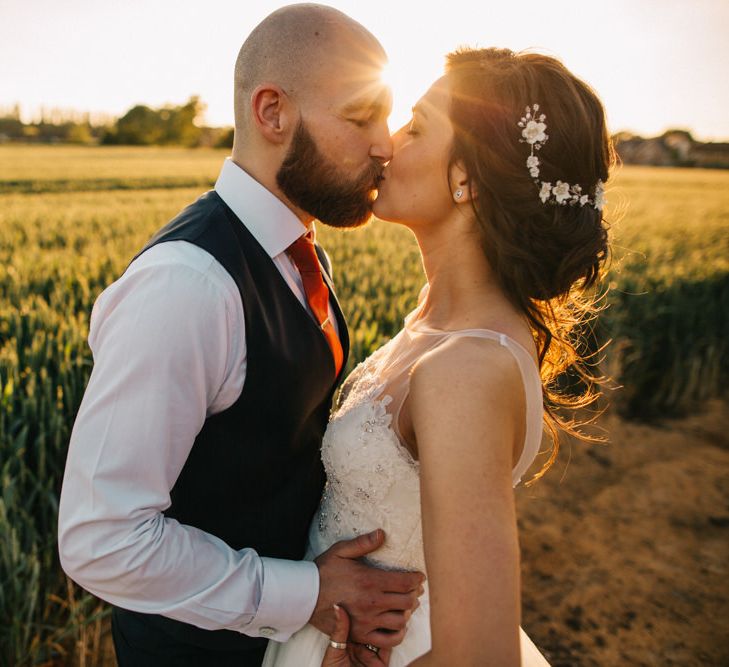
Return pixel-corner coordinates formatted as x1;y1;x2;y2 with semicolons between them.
445;47;615;480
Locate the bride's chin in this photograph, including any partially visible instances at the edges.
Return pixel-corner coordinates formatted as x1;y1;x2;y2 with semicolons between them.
372;194;398;222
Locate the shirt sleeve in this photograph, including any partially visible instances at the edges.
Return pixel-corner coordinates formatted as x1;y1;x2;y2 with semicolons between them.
57;243;319;641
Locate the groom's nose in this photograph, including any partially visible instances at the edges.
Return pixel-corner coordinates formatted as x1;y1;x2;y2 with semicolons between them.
369;122;393;163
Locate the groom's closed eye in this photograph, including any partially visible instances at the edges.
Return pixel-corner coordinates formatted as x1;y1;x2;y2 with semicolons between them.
345;104;388;128
349;116;374;128
341;89;392;125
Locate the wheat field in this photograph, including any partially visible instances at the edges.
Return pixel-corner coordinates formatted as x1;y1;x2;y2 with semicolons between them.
0;146;727;665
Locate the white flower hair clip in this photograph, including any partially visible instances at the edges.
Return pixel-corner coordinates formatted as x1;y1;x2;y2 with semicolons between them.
518;104;605;211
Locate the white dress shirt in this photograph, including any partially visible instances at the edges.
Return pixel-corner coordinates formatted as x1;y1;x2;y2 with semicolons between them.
58;158;339;641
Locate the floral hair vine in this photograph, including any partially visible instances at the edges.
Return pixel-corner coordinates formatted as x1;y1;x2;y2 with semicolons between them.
518;104;605;211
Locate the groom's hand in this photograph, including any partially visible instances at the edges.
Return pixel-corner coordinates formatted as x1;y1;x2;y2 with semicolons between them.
311;529;425;649
321;603;393;667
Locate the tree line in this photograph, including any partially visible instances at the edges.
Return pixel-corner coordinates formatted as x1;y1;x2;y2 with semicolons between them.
0;97;234;148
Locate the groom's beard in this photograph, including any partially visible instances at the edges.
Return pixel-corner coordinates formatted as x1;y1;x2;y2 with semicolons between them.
276;120;383;229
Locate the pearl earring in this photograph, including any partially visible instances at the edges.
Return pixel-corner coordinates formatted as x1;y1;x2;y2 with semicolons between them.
454;189;463;199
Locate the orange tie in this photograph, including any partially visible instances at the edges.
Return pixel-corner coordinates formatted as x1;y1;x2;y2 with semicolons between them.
287;232;344;377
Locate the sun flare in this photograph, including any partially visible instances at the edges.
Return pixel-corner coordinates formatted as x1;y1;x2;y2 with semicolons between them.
378;53;445;134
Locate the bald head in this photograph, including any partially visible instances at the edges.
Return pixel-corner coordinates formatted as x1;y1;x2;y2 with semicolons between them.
234;3;387;131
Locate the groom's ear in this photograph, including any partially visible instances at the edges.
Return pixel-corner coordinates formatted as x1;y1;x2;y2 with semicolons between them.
449;159;476;204
250;83;295;145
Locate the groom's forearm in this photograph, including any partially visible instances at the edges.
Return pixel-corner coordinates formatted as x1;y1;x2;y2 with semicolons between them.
59;498;319;639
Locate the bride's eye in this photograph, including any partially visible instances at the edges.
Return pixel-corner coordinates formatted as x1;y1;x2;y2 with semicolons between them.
406;119;419;136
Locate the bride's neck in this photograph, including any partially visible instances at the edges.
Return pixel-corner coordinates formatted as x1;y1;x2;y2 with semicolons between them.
410;216;506;328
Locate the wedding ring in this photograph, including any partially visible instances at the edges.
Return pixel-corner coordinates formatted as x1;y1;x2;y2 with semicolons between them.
328;639;347;650
364;644;380;654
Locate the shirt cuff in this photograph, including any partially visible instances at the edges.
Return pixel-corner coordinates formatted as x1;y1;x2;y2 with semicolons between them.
244;557;320;641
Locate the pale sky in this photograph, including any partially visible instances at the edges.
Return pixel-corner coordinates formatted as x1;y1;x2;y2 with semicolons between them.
2;0;728;140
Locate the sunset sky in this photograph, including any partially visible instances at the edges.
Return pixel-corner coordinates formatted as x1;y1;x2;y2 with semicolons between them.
2;0;728;140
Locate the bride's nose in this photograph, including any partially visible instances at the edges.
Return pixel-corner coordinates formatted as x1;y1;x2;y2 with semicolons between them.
390;124;409;151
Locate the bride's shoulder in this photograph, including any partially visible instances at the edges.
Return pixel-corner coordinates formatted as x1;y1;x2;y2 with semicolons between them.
409;334;524;409
407;334;526;469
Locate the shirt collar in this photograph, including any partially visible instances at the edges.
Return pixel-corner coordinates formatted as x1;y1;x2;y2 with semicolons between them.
214;157;309;258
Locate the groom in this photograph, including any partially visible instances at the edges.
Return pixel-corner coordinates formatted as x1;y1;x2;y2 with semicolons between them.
58;4;424;666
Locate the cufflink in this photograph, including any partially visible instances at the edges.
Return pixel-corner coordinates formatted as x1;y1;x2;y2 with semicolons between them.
259;627;277;637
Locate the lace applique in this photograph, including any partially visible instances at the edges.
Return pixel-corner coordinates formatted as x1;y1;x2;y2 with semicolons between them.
315;348;424;572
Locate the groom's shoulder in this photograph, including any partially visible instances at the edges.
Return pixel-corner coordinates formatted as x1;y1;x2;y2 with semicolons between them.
126;191;239;281
144;190;228;248
130;240;219;275
121;241;239;307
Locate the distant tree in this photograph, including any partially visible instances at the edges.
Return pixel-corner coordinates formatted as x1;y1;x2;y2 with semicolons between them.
1;96;217;146
0;116;24;139
662;129;694;142
65;123;94;144
611;130;641;144
103;96;205;146
215;127;234;148
662;129;695;166
162;96;205;146
104;104;163;145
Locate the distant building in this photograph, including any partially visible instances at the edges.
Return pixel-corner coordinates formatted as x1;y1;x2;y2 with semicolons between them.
614;135;673;166
613;130;729;169
691;142;729;169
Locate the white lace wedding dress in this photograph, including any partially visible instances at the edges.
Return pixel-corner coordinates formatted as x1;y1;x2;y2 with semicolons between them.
262;304;551;667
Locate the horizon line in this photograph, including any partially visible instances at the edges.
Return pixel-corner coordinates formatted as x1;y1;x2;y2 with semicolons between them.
1;101;728;145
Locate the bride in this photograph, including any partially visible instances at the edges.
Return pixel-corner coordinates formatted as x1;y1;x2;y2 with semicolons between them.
264;47;612;667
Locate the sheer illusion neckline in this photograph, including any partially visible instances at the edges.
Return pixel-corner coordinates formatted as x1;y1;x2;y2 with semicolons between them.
404;303;538;367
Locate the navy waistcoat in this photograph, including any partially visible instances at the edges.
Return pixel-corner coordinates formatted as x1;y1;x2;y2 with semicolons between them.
118;190;349;652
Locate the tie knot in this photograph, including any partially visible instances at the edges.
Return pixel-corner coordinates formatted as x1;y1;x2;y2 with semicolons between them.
285;230;344;376
287;232;320;274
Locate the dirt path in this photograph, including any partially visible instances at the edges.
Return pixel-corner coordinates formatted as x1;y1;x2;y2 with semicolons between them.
517;399;729;666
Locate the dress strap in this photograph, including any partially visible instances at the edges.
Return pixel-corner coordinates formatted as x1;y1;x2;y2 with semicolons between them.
390;328;543;486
